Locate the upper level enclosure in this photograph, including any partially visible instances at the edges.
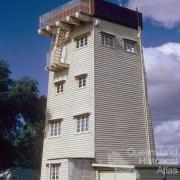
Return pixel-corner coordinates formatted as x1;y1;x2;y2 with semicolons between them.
39;0;142;30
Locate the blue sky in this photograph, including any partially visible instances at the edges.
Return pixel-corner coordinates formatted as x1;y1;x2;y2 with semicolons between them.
0;0;180;163
0;0;70;95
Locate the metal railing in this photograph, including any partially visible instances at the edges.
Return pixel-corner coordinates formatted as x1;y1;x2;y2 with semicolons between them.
46;51;61;67
46;51;54;68
39;0;92;28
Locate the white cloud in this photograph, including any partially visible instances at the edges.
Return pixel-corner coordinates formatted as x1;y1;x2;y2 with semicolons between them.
154;121;180;164
143;42;180;164
144;42;180;86
127;0;180;28
144;43;180;123
155;120;180;146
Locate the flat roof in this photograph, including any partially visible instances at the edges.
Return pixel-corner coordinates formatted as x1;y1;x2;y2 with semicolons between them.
93;0;143;30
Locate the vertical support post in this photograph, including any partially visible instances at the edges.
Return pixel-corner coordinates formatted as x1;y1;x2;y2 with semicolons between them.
52;27;62;65
95;170;99;180
136;7;152;165
55;27;61;48
48;163;51;180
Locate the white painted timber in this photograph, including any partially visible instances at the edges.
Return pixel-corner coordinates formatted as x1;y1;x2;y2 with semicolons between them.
40;17;156;180
100;172;136;180
40;23;95;180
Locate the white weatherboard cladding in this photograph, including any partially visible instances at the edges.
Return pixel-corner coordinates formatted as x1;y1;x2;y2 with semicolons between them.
100;172;136;180
99;169;180;180
40;17;156;180
40;24;95;180
40;158;69;180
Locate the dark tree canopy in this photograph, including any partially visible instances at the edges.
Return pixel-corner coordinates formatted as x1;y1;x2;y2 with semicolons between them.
0;59;46;170
0;59;13;92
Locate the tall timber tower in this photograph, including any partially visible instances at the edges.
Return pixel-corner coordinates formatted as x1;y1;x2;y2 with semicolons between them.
38;0;155;179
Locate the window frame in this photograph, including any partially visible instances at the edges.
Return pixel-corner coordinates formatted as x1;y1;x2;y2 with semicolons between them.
75;74;87;88
56;83;63;94
124;39;137;54
49;120;62;137
78;76;86;88
75;35;88;49
101;32;115;48
50;164;60;180
76;115;89;133
55;81;65;94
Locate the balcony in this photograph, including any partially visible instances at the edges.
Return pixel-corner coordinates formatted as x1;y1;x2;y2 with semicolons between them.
39;0;92;29
46;51;70;72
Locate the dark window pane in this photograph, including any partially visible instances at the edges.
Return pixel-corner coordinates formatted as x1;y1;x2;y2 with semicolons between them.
85;36;88;45
76;40;79;48
83;78;86;86
79;79;82;87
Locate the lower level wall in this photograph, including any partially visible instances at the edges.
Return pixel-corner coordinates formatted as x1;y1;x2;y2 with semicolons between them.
69;159;95;180
40;158;95;180
40;159;180;180
40;159;69;180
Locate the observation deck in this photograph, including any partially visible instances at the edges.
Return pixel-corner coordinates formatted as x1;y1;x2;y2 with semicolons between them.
38;0;143;33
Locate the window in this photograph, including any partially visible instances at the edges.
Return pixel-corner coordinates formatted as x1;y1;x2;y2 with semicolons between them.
11;176;18;180
55;81;65;94
75;74;87;88
76;115;89;133
124;39;137;53
50;164;60;180
56;83;63;94
60;46;67;63
50;120;61;137
101;33;114;47
79;76;86;88
76;35;88;48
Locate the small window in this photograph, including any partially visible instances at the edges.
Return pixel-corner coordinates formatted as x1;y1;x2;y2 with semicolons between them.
101;33;115;48
79;76;86;88
50;164;60;180
11;176;18;180
124;39;137;53
76;35;88;48
55;81;65;94
76;115;89;133
75;74;87;88
50;120;61;137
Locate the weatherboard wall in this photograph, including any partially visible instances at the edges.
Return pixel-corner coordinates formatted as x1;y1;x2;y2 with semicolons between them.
40;16;156;179
94;19;155;165
40;24;95;180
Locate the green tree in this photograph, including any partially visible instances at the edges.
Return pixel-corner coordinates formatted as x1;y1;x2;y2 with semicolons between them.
0;59;46;170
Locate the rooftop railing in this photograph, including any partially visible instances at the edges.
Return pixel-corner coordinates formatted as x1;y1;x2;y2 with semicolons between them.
39;0;92;29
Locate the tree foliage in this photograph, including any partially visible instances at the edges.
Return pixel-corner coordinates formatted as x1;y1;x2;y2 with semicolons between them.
0;59;46;170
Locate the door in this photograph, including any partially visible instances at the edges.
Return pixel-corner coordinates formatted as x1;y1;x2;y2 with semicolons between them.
100;171;136;180
60;46;67;63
